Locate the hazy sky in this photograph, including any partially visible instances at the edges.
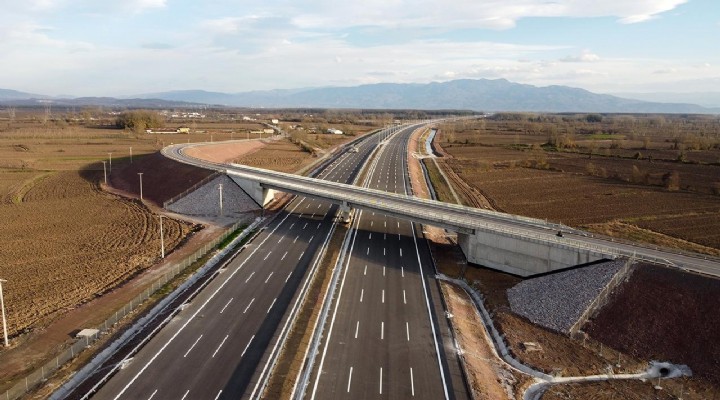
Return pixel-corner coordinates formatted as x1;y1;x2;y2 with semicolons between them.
1;0;718;96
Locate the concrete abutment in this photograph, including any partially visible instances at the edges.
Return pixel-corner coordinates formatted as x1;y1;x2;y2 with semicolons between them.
458;229;611;277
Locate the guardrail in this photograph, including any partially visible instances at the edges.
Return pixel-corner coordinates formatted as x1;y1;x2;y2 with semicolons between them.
3;220;251;400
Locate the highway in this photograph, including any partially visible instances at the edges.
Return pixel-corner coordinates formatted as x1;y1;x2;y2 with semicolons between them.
308;126;470;399
88;132;384;399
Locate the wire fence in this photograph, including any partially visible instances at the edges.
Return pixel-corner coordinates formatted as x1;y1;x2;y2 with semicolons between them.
2;220;246;400
569;257;635;336
162;171;221;208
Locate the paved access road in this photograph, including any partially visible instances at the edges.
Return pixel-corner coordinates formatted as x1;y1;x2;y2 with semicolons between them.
309;127;470;400
90;134;383;400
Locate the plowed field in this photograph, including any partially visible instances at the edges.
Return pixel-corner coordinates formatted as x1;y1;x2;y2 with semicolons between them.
0;170;194;337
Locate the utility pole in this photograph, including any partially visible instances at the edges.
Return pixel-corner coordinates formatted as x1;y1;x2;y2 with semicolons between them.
138;172;144;201
101;161;107;184
108;152;113;174
219;184;223;215
0;278;8;347
129;147;133;164
159;215;165;258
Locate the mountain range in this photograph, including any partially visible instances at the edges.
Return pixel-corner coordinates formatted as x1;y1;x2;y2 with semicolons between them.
2;79;718;114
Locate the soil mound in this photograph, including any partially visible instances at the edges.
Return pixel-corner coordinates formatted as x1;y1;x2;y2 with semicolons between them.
110;152;214;205
586;263;720;386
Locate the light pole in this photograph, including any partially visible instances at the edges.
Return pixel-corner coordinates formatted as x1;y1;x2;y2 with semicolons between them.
0;278;8;347
101;161;107;184
138;172;144;201
159;215;165;259
218;184;223;215
108;152;113;174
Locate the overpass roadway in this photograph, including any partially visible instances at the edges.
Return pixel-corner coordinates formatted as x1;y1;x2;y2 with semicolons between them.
163;140;720;278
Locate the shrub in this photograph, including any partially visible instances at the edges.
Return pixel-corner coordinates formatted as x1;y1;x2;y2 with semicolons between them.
115;110;165;133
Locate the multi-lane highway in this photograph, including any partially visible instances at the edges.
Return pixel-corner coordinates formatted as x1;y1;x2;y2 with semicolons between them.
88;132;386;399
308;126;469;399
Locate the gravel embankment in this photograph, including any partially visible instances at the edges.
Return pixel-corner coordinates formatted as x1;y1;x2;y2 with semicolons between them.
507;259;626;333
167;174;258;216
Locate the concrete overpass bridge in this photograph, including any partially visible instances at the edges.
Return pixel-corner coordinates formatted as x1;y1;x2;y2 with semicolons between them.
162;140;720;277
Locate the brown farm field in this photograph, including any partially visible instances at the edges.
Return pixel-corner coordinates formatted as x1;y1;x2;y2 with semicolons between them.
435;114;720;252
0;170;194;338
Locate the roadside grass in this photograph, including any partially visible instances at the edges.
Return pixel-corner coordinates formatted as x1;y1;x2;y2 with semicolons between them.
422;158;456;203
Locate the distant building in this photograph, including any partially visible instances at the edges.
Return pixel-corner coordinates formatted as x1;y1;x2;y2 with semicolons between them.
177;127;191;134
263;128;274;134
326;128;343;135
271;119;279;124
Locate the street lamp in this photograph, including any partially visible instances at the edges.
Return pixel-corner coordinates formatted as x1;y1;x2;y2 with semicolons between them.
138;172;144;201
218;184;223;215
101;161;107;184
0;278;8;347
159;215;165;259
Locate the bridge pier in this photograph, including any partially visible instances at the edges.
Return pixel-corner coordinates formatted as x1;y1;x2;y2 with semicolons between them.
457;228;611;277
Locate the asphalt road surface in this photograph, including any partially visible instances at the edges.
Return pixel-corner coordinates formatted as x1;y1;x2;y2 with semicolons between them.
309;127;470;400
90;134;383;400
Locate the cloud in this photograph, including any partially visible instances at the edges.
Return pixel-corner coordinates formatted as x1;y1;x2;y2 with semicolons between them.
141;42;174;50
127;0;167;13
560;51;601;63
290;0;688;30
653;68;677;74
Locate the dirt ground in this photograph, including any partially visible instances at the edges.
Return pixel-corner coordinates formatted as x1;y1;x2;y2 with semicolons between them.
109;152;215;206
183;139;266;164
586;263;720;389
233;138;329;173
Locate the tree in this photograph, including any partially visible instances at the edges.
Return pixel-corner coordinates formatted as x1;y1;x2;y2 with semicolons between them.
586;114;603;123
115;110;165;133
662;171;680;191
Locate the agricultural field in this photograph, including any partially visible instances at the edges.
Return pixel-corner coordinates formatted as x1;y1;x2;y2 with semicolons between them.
435;114;720;252
0;169;194;338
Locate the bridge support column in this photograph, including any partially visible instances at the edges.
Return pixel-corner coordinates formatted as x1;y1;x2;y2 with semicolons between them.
339;201;354;223
228;174;276;207
457;229;609;277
